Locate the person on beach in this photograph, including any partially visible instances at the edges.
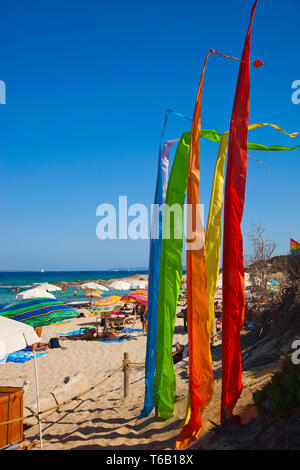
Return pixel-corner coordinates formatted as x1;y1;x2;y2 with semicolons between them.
59;327;99;341
31;327;50;351
183;307;188;332
172;342;185;364
120;303;129;311
140;304;148;333
214;301;222;321
58;324;131;342
100;327;130;341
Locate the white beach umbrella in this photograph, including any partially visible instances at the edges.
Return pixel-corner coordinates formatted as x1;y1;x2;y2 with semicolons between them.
80;282;109;291
244;273;252;288
0;317;43;449
38;283;62;292
0;316;40;358
217;272;251;290
109;280;131;290
16;287;56;300
129;280;148;289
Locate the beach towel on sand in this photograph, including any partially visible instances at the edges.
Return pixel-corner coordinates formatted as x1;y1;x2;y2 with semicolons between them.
60;327;93;336
6;348;49;363
99;339;125;343
121;328;142;332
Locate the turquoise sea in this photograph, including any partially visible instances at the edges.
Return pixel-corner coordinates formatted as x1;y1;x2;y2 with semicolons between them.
0;270;148;307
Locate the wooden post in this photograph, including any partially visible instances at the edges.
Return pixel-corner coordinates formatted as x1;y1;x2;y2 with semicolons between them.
212;318;218;346
32;343;43;450
131;309;137;330
123;352;129;398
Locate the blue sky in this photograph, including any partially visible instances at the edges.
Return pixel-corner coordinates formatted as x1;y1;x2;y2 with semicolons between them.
0;0;299;270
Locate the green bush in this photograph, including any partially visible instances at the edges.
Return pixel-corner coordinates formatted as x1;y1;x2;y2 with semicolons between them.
253;358;300;418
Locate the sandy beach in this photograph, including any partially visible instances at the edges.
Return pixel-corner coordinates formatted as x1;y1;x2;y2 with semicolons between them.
0;309;277;451
1;270;299;451
1;286;191;450
1;0;299;453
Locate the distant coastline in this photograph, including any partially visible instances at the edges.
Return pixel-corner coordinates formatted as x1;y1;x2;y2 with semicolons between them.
0;269;149;273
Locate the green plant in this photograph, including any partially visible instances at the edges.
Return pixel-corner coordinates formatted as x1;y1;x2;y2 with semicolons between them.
253;358;300;418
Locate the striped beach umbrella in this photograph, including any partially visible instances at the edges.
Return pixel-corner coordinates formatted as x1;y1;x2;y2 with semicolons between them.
91;296;122;312
121;293;148;306
267;279;280;292
0;298;78;327
127;289;148;296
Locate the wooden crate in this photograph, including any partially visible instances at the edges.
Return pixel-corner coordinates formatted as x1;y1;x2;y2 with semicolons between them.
0;387;24;448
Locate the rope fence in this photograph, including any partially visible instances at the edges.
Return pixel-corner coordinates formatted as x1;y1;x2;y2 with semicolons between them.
0;352;145;428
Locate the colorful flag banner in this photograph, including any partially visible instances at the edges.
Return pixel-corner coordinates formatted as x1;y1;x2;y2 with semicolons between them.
175;48;215;450
291;238;300;255
140;110;190;419
206;122;300;340
221;0;258;425
154;132;190;420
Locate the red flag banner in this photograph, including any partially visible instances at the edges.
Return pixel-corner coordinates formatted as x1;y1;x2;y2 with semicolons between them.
221;0;258;425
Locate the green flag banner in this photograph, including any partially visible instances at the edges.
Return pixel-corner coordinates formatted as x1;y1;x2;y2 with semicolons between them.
153;132;190;420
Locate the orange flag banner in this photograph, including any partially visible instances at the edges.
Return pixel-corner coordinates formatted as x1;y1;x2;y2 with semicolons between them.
175;50;214;450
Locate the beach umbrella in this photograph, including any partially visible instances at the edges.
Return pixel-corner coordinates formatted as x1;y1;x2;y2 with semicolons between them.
37;283;62;292
80;282;105;302
92;296;122;311
121;293;148;306
120;292;148;330
0;316;40;358
0;317;43;449
0;298;78;328
80;282;109;291
267;279;280;292
109;280;131;290
217;273;251;289
16;287;56;300
214;289;223;300
127;289;148;296
244;273;252;288
85;292;102;299
129;280;148;290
